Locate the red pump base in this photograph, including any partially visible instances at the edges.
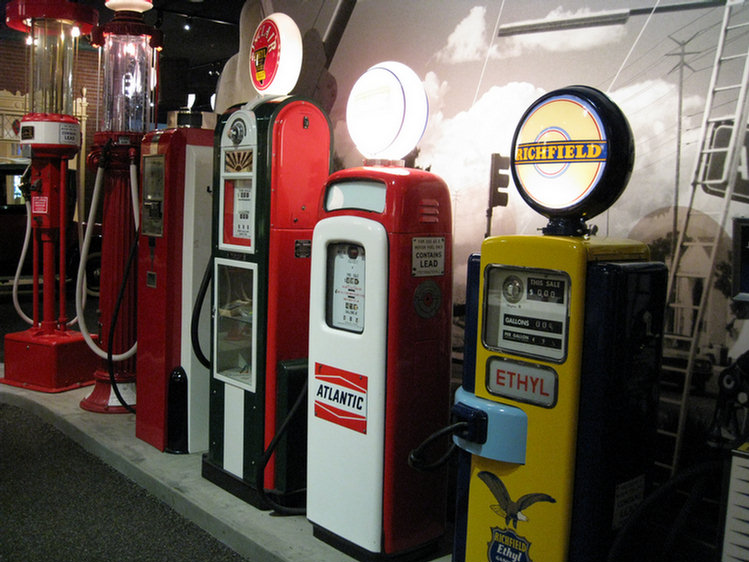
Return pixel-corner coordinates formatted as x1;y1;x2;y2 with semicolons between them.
2;328;98;393
79;367;136;413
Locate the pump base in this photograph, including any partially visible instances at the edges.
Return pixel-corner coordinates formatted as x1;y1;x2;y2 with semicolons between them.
200;454;308;512
311;525;440;562
201;455;270;510
79;369;136;414
2;329;97;393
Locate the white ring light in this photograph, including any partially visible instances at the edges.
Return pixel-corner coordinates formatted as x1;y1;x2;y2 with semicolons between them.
105;0;153;13
346;61;428;161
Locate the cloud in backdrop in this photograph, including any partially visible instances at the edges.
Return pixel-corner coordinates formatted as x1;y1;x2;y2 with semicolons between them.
436;6;497;64
417;5;709;298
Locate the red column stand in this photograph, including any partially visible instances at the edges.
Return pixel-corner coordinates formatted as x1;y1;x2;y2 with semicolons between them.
80;132;140;413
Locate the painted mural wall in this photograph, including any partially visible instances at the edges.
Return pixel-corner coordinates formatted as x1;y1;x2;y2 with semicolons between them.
1;0;746;364
291;0;747;364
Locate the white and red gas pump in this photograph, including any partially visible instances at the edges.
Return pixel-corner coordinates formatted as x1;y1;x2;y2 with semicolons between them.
307;61;453;560
2;0;100;393
77;0;162;413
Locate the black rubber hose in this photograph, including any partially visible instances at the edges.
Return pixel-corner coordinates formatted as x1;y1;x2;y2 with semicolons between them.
107;227;140;414
255;380;308;516
191;258;212;370
408;421;469;472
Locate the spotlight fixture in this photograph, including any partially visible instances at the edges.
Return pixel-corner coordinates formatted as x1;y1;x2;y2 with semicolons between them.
183;16;191;31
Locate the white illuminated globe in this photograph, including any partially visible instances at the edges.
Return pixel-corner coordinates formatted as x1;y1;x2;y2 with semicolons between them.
346;61;428;161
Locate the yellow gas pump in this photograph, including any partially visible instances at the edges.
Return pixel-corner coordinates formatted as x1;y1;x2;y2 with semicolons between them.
453;86;667;562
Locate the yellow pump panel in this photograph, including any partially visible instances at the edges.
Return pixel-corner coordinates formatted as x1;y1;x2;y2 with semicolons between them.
463;235;648;562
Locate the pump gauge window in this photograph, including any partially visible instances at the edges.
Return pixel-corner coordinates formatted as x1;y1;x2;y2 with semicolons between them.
141;155;165;237
511;85;634;232
484;265;570;363
326;243;365;333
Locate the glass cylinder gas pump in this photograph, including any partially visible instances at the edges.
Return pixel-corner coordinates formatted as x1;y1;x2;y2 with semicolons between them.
28;19;77;117
78;0;162;413
99;24;155;133
2;0;100;393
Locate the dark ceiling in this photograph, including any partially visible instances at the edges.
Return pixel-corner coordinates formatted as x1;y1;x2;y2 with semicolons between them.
88;0;245;66
1;0;247;112
1;0;354;117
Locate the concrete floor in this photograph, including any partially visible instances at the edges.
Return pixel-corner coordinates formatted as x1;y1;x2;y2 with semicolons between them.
0;278;455;562
0;368;452;562
0;284;455;561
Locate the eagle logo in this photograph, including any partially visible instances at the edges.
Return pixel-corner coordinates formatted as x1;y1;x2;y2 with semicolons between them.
478;471;556;529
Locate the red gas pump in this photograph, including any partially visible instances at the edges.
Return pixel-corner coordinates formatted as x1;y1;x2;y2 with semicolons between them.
135;126;214;453
77;0;162;413
2;0;100;393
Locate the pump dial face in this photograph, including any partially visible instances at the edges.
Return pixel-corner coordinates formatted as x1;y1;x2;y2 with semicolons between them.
229;119;246;145
502;275;523;304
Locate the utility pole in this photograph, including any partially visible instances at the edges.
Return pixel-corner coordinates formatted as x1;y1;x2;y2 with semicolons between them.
665;32;700;263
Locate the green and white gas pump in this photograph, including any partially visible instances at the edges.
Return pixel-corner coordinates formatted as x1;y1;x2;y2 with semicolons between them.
201;13;332;510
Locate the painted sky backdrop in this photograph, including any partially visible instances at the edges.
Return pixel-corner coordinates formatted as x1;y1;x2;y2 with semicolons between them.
276;0;744;296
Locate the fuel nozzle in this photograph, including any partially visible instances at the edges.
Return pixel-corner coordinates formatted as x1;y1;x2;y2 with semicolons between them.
407;389;523;472
451;386;528;465
407;400;490;472
19;166;34;199
451;401;488;445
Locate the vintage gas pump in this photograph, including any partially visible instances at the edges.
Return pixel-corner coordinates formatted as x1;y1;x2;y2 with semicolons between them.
135;126;214;453
201;13;332;508
452;86;667;562
77;0;162;413
307;61;452;560
2;0;99;392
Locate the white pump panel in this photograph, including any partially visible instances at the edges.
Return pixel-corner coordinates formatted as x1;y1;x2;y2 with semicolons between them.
307;215;389;553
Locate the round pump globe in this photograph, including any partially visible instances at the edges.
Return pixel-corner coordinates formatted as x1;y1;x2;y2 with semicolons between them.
250;13;303;96
346;61;429;161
